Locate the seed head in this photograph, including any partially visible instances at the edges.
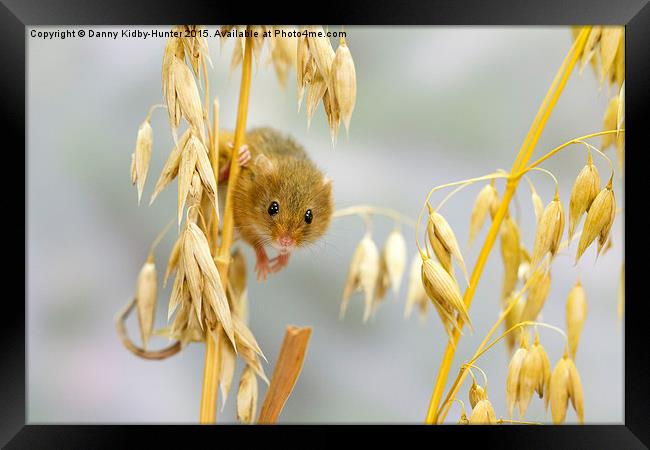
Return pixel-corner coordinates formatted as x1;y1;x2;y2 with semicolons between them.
550;352;585;423
228;247;248;319
421;256;472;332
165;53;205;141
576;181;616;262
305;71;327;128
131;119;153;205
150;129;191;205
428;222;453;275
330;40;357;133
469;183;499;246
469;399;497;424
384;229;407;294
237;365;259;424
531;197;564;267
506;331;529;418
404;255;428;320
341;234;380;322
530;335;551;409
180;25;211;80
135;255;157;350
371;255;390;319
520;266;551;323
469;380;487;409
322;88;341;144
218;328;237;411
518;333;551;417
566;280;588;358
169;222;235;348
599;26;624;86
602;96;620;149
163;236;181;288
296;34;310;110
569;158;601;239
530;185;544;224
427;210;468;283
306;26;335;83
177;135;217;225
269;28;297;87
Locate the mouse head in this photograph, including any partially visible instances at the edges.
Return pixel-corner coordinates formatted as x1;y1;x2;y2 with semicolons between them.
238;153;334;254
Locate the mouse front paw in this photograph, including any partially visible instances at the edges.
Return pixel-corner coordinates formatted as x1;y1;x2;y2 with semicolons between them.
270;253;290;274
256;259;271;281
254;246;270;281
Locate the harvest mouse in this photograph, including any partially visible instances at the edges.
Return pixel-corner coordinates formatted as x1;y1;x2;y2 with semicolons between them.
217;127;334;281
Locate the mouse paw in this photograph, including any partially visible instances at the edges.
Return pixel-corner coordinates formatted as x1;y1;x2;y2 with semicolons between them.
256;260;270;281
270;253;290;274
254;246;270;281
237;144;251;167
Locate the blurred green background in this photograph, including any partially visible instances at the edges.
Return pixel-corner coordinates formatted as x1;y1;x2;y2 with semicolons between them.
27;26;623;423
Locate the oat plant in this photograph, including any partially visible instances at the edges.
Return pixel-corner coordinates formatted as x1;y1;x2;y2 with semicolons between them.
117;25;357;424
411;26;624;424
332;26;623;425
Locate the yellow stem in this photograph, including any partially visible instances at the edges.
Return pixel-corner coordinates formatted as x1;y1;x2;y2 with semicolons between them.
210;98;220;256
424;27;591;424
519;129;622;175
199;28;253;424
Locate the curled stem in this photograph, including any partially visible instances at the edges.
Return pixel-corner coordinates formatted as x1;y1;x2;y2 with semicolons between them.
435;181;474;213
528;167;559;198
145;103;167;122
115;298;181;360
464;362;488;390
576;140;615;179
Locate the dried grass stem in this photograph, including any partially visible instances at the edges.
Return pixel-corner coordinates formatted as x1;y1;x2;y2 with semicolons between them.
258;326;313;424
115;297;181;360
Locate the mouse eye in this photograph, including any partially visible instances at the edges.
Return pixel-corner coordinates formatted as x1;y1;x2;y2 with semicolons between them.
304;209;313;224
268;201;279;216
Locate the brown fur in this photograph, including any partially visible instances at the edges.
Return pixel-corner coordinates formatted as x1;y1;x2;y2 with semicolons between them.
219;127;334;250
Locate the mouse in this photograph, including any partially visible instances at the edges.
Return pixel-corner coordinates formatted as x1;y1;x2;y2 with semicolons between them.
217;127;334;281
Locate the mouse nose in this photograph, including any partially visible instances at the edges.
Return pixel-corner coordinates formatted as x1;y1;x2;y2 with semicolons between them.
278;233;294;248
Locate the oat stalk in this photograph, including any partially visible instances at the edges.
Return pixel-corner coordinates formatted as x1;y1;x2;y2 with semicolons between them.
424;27;592;424
199;29;253;424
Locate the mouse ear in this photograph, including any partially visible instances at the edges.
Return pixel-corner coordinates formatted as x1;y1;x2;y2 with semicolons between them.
254;154;274;173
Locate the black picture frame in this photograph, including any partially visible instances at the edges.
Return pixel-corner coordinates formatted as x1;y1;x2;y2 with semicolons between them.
6;0;648;447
